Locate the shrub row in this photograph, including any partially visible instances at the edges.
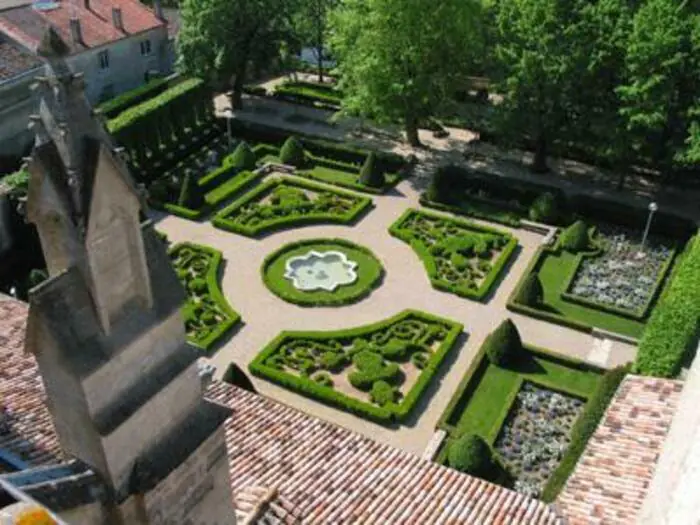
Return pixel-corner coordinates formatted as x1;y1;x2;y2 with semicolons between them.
97;74;176;119
212;178;373;237
248;310;463;424
540;364;631;501
635;234;700;377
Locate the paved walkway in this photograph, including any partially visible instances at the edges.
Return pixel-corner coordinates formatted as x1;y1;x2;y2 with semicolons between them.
154;171;637;456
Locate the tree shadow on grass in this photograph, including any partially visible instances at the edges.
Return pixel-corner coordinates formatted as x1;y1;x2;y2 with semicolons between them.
400;331;471;430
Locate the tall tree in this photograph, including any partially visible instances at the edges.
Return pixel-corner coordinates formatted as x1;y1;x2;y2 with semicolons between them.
293;0;338;82
177;0;298;109
329;0;481;146
493;0;579;173
616;0;694;174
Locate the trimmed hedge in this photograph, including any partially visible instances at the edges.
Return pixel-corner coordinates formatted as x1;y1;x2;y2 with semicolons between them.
248;309;464;424
635;234;700;377
229;141;258;170
169;242;241;351
212;178;373;237
529;192;560;224
484;319;521;366
540;364;631;501
358;152;384;188
97;75;173;119
261;238;384;306
279;136;307;167
389;208;518;301
516;273;544;305
448;434;509;483
560;220;590;252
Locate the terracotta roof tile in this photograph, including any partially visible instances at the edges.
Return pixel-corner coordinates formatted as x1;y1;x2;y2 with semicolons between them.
0;0;163;55
556;375;683;525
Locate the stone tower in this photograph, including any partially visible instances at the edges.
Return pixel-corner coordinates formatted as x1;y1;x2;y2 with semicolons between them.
22;27;235;525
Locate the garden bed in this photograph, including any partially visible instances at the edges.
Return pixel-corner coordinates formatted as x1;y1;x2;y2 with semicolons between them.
508;229;677;338
262;238;384;306
169;242;240;351
436;343;603;498
212;177;372;237
389;209;517;301
249;310;463;423
273;80;342;110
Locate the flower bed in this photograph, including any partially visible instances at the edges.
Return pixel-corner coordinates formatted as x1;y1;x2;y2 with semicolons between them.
212;177;372;237
169;242;240;351
389;209;517;300
249;310;463;423
562;225;676;319
435;340;605;498
262;238;384;306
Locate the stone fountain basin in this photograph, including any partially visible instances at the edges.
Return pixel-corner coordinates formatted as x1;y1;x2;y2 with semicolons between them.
284;250;358;292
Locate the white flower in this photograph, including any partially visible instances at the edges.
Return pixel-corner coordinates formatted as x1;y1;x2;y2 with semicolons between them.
284;250;358;292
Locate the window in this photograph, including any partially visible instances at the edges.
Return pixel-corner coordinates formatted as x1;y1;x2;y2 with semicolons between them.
98;50;110;69
140;39;151;56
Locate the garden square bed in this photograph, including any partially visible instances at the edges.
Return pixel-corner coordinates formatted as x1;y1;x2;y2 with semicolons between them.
436;342;603;498
389;209;517;300
212;177;372;237
169;242;240;351
249;310;463;423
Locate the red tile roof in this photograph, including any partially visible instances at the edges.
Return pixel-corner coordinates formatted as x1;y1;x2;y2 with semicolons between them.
556;375;683;524
0;0;164;54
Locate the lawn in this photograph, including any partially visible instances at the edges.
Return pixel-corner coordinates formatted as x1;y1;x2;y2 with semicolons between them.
538;249;648;338
274;80;343;107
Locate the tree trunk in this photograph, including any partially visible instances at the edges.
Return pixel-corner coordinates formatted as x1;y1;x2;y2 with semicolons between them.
317;45;324;83
405;115;421;147
531;133;549;173
231;61;248;110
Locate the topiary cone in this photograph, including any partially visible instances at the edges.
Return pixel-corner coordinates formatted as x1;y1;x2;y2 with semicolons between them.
561;220;590;252
485;318;522;366
230;141;257;170
279;136;306;167
359;152;384;188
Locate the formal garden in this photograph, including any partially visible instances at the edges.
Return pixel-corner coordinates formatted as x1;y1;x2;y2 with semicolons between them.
435;319;627;500
262;238;384;306
249;310;463;423
389;208;517;300
168;242;240;351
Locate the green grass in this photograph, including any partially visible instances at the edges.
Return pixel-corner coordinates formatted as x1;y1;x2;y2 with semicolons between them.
538;250;646;338
262;238;384;306
448;353;601;443
275;81;342;105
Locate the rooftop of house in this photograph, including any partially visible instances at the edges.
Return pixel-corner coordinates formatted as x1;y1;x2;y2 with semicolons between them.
0;39;42;81
0;0;164;55
0;293;686;523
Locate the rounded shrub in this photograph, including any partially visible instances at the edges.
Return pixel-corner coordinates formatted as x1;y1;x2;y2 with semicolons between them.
188;278;207;294
560;220;590;252
370;380;397;406
529;192;560;224
484;318;521;366
448;434;495;478
358;152;385;188
517;274;544;305
229;141;257;170
279;136;307;167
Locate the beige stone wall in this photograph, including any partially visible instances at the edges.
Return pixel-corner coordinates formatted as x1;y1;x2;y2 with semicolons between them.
639;342;700;524
144;424;235;525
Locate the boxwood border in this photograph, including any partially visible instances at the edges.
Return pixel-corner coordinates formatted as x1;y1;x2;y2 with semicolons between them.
248;309;464;424
261;238;385;307
388;208;518;301
212;177;373;237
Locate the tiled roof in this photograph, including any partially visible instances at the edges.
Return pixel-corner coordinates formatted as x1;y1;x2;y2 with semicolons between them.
556;375;683;524
207;381;562;525
234;485;303;525
0;0;164;55
0;40;42;80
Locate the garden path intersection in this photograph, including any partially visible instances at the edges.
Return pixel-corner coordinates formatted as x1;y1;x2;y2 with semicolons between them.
155;170;637;456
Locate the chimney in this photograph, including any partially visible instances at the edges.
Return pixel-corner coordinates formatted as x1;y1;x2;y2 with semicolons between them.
69;18;82;44
84;0;90;9
111;7;123;31
153;0;163;20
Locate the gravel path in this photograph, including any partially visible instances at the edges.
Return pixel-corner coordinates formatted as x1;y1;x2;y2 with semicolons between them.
154;171;637;456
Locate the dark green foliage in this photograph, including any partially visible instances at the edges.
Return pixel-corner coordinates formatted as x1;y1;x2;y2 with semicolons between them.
222;363;257;392
313;372;334;387
26;269;48;289
0;169;29;198
358;152;384;188
411;352;429;369
427;166;462;203
97;76;171;119
560;220;590;252
636;234;700;377
320;351;347;372
370;381;397;406
484;319;521;366
448;434;498;478
378;338;412;360
229;141;257;170
188;278;207;294
529;192;560;223
279;136;307;166
541;364;630;501
516;274;544;305
348;350;400;390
